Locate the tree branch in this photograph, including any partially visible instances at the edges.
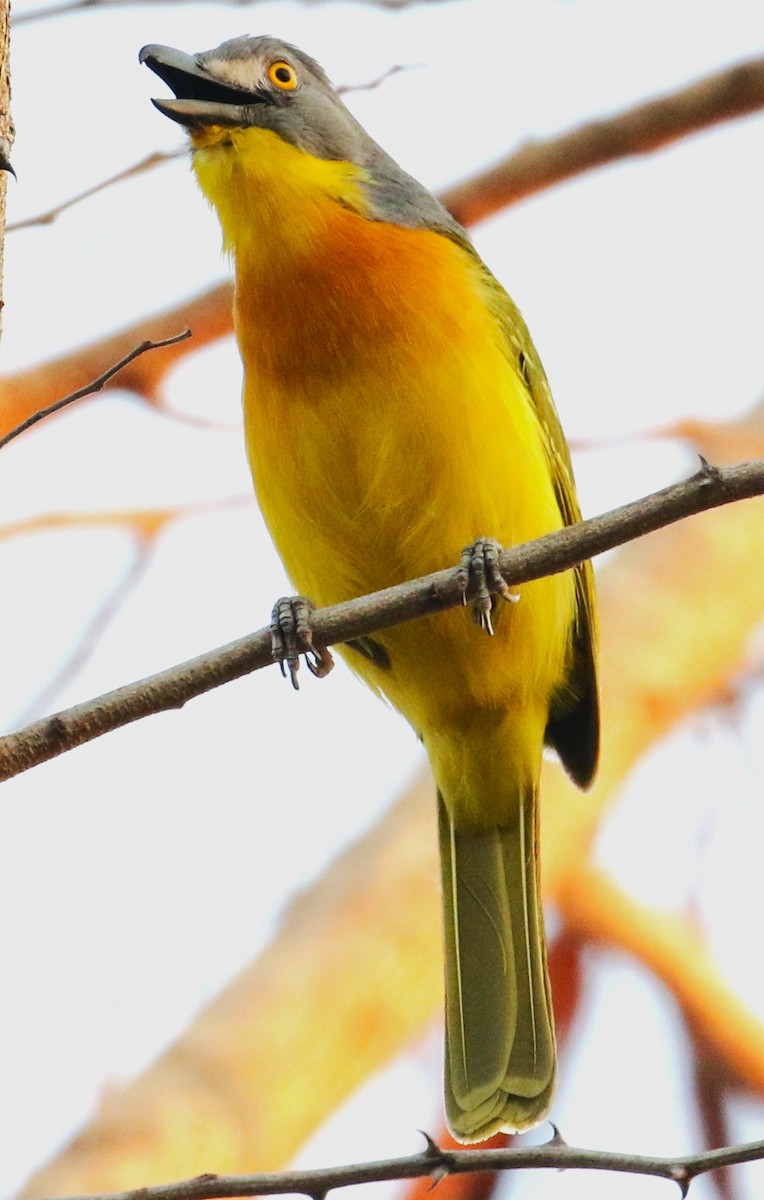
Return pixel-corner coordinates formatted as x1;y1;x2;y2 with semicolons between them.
33;1134;764;1200
557;862;764;1101
2;458;763;782
441;54;764;225
4;75;406;234
0;0;12;335
13;0;450;25
0;287;228;437
5;54;764;430
10;55;764;238
18;416;764;1195
0;329;191;450
5;149;182;233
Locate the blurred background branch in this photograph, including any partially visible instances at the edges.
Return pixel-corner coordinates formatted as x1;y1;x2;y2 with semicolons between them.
17;406;764;1196
4;7;764;1200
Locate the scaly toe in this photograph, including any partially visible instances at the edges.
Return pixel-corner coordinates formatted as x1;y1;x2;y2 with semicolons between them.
457;537;518;636
271;595;334;690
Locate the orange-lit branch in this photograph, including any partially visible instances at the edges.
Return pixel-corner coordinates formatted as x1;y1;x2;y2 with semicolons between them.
557;864;764;1099
441;54;764;225
4;54;764;431
0;506;202;541
0;288;230;437
0;330;190;449
18;451;764;1193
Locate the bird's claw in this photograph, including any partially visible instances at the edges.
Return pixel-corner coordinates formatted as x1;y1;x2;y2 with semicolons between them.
456;537;518;635
270;595;334;690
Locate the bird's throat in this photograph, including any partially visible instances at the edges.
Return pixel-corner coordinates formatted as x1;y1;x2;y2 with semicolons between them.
191;125;370;259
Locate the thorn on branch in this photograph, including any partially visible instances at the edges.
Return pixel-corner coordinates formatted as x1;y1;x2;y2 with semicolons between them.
697;454;722;481
7;1136;764;1197
545;1123;568;1148
669;1163;693;1196
418;1131;445;1160
417;1130;451;1187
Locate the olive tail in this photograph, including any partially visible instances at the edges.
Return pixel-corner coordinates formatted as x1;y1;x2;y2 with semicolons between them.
438;786;555;1142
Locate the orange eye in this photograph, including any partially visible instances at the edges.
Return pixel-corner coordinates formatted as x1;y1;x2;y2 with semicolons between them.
268;61;299;90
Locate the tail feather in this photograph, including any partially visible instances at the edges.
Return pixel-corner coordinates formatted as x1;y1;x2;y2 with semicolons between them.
438;786;555;1142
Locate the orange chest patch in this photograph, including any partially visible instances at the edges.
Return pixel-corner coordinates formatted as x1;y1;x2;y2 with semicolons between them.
233;203;500;389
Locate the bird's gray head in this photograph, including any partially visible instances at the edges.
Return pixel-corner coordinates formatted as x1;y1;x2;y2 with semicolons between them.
140;36;380;164
140;35;464;237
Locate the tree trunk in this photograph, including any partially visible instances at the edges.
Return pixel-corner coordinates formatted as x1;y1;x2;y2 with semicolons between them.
0;0;13;336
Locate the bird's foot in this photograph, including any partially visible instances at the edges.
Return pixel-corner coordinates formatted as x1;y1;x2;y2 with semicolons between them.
456;537;519;636
270;595;334;690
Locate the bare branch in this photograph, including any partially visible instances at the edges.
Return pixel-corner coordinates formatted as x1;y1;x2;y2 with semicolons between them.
690;1044;737;1200
5;55;764;430
0;498;249;542
441;54;764;225
13;0;448;25
336;62;416;96
0;288;228;435
0;328;191;449
11;539;155;726
6;149;182;233
17;431;764;1194
1;74;411;234
7;53;764;253
32;1133;764;1200
556;860;764;1126
4;497;251;720
0;0;13;333
2;458;763;782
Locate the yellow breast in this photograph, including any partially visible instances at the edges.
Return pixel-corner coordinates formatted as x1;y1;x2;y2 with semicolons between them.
193;126;575;731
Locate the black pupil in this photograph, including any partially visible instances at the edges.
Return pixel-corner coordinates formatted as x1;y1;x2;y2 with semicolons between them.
275;65;292;83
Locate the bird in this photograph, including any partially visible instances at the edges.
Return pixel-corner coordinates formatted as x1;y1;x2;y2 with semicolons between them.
141;36;599;1143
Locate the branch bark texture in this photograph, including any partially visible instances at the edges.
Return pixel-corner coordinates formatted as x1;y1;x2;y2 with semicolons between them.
0;0;12;333
27;1135;764;1200
1;459;763;782
18;431;764;1195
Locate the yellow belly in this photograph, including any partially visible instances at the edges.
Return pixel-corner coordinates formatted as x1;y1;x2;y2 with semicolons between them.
233;202;574;743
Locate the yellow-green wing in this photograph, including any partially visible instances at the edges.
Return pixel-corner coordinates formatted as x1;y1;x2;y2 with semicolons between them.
483;267;599;789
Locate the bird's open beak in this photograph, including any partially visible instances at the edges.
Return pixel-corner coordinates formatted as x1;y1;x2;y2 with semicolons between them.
140;44;265;128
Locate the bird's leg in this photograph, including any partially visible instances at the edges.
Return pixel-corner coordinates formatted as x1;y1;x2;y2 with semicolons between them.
270;596;334;690
456;537;519;636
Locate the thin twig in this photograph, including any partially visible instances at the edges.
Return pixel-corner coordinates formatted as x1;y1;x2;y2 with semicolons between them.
5;495;251;722
13;0;446;24
6;149;183;233
1;457;763;782
7;54;764;242
0;287;228;434
336;62;416;96
0;328;191;450
11;540;155;727
32;1133;764;1200
3;73;411;234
